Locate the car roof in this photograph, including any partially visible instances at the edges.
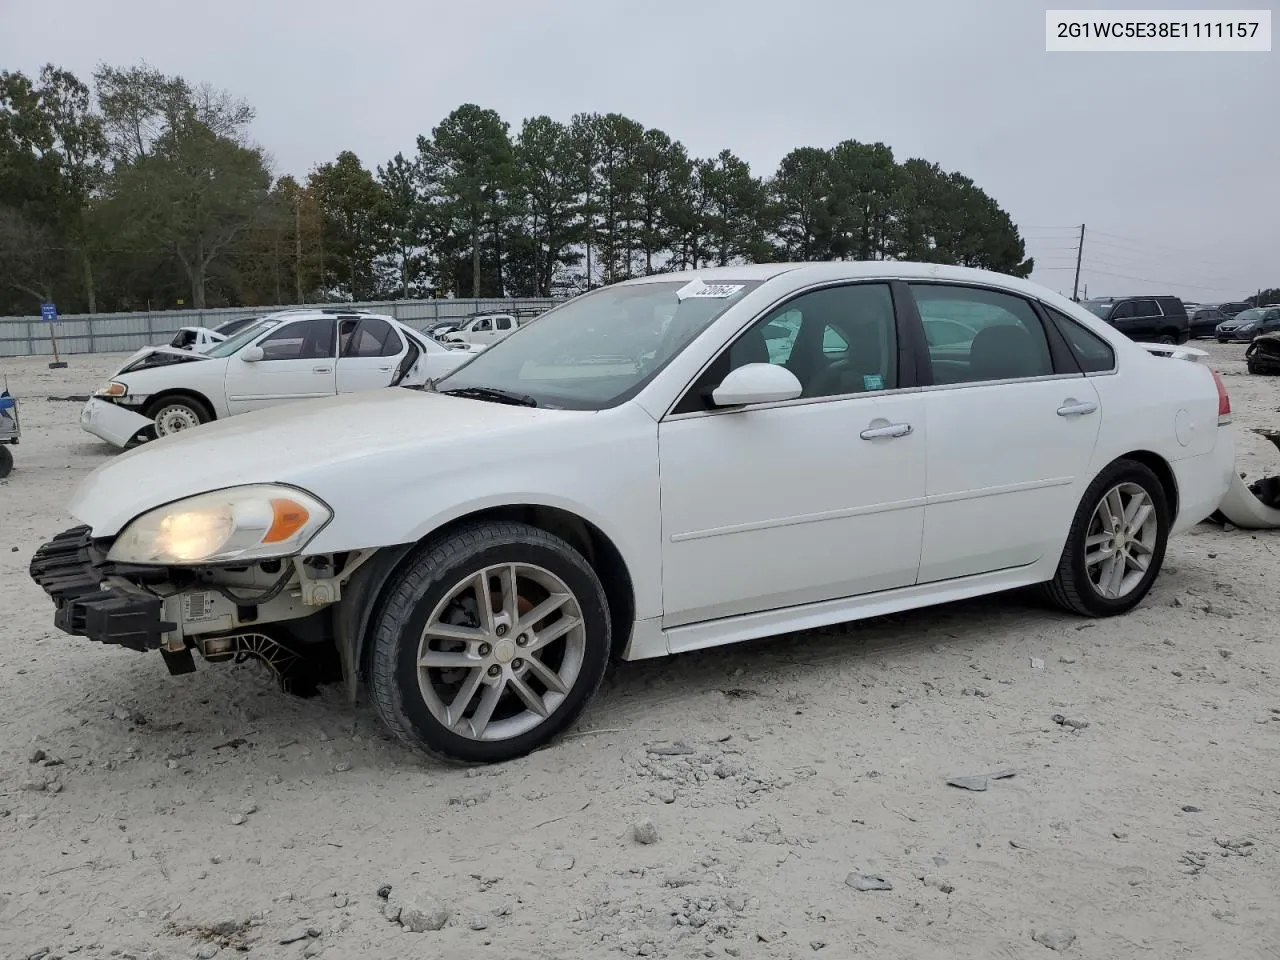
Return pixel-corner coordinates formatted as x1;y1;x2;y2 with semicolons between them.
257;308;396;323
617;261;1120;309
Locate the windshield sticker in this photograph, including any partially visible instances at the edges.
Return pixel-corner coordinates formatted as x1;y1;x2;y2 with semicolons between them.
863;374;884;391
676;278;746;301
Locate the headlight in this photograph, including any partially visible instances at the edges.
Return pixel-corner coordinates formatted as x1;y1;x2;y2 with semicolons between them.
107;485;332;565
95;381;128;398
1237;323;1256;332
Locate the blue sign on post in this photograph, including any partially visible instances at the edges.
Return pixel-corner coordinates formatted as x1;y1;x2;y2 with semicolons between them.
40;302;67;367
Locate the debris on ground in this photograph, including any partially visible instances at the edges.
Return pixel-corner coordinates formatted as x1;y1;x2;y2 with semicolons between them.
844;872;893;891
946;768;1017;792
1052;715;1089;731
1033;928;1077;951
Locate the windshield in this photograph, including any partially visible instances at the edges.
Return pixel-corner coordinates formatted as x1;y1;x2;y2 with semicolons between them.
1079;301;1112;318
433;279;762;409
204;318;280;357
1233;309;1263;323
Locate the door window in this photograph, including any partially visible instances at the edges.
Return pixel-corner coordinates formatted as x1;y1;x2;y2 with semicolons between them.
1130;299;1160;317
495;316;513;331
473;318;492;332
256;319;334;361
674;283;898;413
341;317;402;358
909;283;1053;385
1109;301;1135;319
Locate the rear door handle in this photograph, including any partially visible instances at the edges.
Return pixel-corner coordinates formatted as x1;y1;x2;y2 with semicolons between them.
377;365;392;371
1057;399;1098;417
313;366;332;374
860;422;913;440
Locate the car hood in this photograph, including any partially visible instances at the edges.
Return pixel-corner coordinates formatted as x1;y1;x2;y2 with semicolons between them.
69;388;592;536
116;345;212;375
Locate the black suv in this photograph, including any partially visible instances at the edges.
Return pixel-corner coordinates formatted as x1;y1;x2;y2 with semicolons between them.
1078;296;1189;344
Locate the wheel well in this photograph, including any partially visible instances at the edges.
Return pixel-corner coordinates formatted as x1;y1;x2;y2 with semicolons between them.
419;505;636;658
1118;450;1179;518
146;389;216;420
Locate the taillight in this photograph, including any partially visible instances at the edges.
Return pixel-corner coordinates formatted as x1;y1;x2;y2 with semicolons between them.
1212;369;1231;423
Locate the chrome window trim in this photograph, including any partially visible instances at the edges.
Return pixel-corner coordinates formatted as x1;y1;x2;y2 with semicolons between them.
663;384;922;422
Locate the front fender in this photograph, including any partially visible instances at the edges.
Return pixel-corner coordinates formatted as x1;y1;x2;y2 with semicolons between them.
300;405;663;620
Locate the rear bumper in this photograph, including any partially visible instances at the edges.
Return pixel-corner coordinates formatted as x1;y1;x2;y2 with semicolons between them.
1170;429;1237;536
29;525;173;652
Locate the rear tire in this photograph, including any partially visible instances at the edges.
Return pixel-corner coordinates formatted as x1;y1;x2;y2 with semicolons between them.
0;445;12;478
368;521;611;765
1042;459;1170;617
146;395;212;437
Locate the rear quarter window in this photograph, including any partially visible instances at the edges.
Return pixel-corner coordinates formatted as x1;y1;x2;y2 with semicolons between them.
1046;307;1116;373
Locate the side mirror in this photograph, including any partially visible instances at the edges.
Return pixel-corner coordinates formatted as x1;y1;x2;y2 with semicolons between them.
711;363;803;407
762;321;790;341
240;346;264;362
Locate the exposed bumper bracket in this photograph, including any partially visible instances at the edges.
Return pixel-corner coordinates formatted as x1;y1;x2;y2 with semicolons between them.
30;525;176;652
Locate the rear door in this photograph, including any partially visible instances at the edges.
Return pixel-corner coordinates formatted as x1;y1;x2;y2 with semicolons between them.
223;317;337;414
493;315;515;341
909;282;1102;582
336;316;408;393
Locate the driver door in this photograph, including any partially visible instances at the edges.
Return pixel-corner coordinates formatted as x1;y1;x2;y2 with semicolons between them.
657;282;927;633
223;317;337;414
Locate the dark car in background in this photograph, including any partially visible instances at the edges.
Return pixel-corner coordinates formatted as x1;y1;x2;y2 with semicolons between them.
1188;305;1230;338
1215;301;1253;319
1078;296;1189;344
1216;305;1280;342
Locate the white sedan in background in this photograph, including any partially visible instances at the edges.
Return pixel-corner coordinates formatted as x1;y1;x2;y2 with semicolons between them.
35;262;1235;765
80;309;483;446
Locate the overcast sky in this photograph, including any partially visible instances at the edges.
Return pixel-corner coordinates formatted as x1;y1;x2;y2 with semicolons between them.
2;0;1275;302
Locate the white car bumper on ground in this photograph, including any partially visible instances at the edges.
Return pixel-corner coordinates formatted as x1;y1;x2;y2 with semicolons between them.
80;397;153;448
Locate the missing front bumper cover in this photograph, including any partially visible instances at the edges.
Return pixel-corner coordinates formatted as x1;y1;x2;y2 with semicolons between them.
29;525;175;652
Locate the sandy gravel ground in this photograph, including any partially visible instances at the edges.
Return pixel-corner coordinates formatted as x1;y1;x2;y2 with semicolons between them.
1;344;1279;960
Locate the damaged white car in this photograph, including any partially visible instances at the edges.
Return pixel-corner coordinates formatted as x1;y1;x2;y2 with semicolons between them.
33;262;1237;764
79;308;484;447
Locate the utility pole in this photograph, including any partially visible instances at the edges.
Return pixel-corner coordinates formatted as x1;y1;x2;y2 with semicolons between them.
294;196;303;304
1071;223;1085;302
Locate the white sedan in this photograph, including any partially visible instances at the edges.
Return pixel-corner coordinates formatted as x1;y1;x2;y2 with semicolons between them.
79;308;483;446
32;262;1236;764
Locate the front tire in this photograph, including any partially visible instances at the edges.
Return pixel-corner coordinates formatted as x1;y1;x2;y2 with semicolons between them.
368;522;611;764
146;395;212;437
1043;459;1170;617
0;445;12;479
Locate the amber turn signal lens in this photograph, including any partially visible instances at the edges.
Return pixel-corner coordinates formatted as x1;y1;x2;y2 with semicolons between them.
264;499;310;544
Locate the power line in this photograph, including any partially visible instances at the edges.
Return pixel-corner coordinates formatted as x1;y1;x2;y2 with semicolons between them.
1078;267;1243;294
1083;229;1241;271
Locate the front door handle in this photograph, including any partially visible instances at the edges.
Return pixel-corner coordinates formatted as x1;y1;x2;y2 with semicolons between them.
313;366;333;374
1057;399;1098;417
377;365;392;371
860;421;913;440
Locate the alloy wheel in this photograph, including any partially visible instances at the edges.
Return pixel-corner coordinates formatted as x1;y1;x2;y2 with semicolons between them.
1085;482;1158;599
